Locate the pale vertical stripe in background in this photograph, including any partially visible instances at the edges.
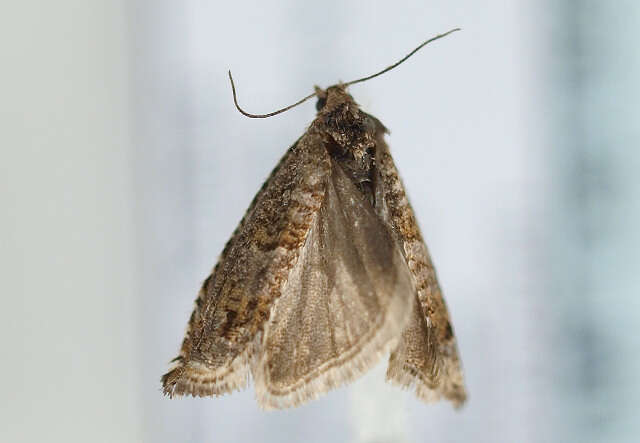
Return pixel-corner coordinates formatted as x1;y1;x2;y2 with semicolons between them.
1;2;142;443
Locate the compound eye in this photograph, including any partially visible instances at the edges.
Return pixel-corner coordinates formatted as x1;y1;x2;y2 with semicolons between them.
315;96;327;111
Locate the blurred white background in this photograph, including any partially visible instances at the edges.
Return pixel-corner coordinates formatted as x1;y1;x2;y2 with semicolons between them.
2;1;639;442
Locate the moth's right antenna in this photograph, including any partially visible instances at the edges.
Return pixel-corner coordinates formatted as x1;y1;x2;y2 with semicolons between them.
343;28;461;87
228;71;318;119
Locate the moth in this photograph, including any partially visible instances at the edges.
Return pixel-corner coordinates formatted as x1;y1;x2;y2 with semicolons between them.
162;29;466;409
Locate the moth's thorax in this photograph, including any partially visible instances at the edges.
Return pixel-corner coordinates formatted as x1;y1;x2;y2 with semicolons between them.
313;85;382;200
314;86;377;157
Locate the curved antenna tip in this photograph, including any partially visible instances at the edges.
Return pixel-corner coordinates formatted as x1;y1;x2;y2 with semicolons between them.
344;27;461;87
228;70;317;119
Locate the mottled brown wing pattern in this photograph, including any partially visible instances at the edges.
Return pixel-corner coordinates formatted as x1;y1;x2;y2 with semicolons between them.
373;130;467;406
161;130;331;398
254;158;414;409
162;84;466;409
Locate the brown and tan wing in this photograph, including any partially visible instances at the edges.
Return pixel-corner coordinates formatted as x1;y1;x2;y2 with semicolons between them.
374;132;467;407
161;131;331;398
253;158;415;409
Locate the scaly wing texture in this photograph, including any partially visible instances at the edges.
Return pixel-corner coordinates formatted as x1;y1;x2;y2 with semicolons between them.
254;158;415;409
374;133;467;407
162;130;331;398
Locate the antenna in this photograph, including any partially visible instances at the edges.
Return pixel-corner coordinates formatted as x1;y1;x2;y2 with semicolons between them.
229;28;460;118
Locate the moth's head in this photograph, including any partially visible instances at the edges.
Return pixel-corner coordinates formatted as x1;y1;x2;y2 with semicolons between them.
313;84;357;115
312;84;382;158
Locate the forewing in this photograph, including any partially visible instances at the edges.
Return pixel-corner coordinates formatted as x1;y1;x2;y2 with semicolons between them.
162;131;330;398
372;127;466;406
254;158;414;409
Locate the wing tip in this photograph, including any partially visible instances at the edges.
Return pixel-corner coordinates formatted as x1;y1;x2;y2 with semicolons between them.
160;359;250;399
385;360;467;408
253;253;415;410
254;341;394;410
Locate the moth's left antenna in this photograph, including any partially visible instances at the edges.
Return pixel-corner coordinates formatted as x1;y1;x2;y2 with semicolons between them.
343;28;460;87
228;71;318;119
